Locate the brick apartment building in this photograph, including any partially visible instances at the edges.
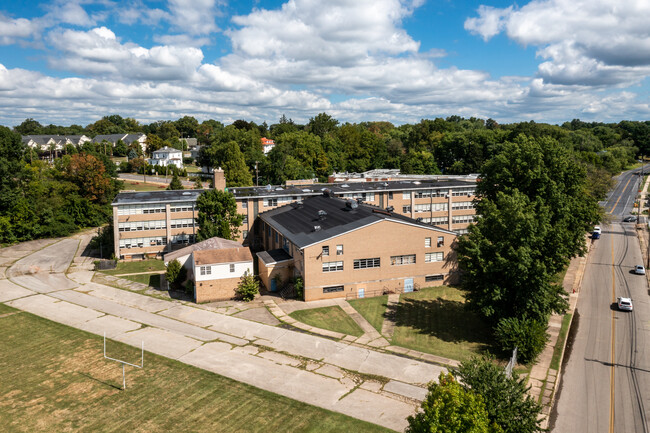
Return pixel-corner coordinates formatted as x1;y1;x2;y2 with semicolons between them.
112;169;477;260
256;194;458;301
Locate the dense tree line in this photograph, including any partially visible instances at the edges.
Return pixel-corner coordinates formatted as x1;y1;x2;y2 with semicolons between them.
0;127;121;244
13;114;645;191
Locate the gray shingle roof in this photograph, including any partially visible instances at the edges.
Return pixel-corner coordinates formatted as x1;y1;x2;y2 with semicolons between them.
260;194;456;249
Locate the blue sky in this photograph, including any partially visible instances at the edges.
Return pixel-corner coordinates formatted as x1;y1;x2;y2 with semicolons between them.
0;0;648;127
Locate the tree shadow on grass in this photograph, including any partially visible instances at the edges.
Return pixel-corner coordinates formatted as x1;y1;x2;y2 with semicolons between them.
389;296;494;352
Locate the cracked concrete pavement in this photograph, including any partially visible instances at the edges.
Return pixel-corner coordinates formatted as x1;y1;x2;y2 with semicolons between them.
0;235;446;431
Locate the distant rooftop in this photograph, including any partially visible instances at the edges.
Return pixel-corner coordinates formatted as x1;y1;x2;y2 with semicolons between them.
112;189;204;206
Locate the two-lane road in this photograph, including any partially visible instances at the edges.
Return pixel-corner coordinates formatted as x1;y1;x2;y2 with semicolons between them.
554;166;650;432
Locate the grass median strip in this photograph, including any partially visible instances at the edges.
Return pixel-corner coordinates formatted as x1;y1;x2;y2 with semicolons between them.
0;309;390;433
289;306;364;337
550;313;572;371
348;295;388;333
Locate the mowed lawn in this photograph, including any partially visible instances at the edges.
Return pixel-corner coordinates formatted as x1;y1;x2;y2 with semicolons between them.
0;306;389;433
289;306;364;337
348;295;388;333
390;286;492;362
120;180;168;192
99;259;167;276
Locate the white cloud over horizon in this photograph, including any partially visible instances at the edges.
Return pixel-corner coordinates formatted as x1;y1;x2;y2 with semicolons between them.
0;0;648;128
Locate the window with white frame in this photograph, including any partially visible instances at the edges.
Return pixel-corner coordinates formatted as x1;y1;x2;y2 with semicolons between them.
229;264;235;273
403;205;411;213
200;266;211;275
242;200;248;209
452;215;475;224
169;202;194;212
452;201;473;210
336;245;343;255
322;261;343;272
425;274;444;282
391;254;416;266
414;203;431;213
430;216;449;225
322;246;329;256
425;237;431;248
425;252;444;262
353;258;380;269
170;218;196;228
437;236;444;247
323;285;344;293
118;220;166;232
432;202;448;212
402;191;410;199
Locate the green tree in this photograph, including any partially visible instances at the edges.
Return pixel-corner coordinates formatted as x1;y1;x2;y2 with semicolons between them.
494;317;549;364
196;189;243;241
14;118;43;135
167;173;184;190
236;271;259;301
64;153;113;204
113;139;128;157
407;372;498;433
455;357;543;433
193;175;204;189
165;259;187;290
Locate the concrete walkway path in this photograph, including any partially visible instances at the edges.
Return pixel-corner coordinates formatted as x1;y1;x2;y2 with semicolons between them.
0;236;446;431
381;293;401;339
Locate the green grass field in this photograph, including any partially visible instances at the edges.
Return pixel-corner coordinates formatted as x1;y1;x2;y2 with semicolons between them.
289;306;364;337
390;286;493;362
550;313;573;371
0;305;389;433
348;295;388;333
99;259;166;276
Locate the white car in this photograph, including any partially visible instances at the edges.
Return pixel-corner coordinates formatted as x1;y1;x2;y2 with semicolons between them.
593;226;602;235
634;265;646;275
617;297;633;311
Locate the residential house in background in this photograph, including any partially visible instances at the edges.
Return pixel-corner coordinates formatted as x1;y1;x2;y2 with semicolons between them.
148;146;183;169
92;133;147;153
21;134;92;160
257;194;458;301
261;137;275;154
164;237;253;303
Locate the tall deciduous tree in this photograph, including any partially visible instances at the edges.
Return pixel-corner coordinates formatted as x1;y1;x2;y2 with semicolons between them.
407;373;498;433
65;153;112;204
455;357;543;433
196;189;243;241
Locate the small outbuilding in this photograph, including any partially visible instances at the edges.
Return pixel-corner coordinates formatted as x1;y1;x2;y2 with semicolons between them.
164;237;253;303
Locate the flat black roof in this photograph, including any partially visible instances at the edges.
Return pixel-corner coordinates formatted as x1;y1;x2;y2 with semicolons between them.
112;189;205;206
260;194;456;249
230;178;476;199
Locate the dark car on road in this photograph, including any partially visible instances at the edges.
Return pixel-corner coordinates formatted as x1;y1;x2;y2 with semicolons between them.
623;216;636;222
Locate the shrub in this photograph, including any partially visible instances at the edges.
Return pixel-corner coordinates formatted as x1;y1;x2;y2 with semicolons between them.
294;277;304;300
236;271;259;302
494;317;549;364
165;259;187;290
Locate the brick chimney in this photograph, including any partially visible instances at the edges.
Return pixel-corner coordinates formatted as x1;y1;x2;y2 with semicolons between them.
213;167;226;191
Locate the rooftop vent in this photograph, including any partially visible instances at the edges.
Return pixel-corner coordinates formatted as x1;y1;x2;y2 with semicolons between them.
383;182;389;186
302;189;311;193
356;197;363;204
318;210;327;220
265;184;273;191
416;217;423;222
386;205;394;212
413;181;421;185
346;200;358;209
275;187;283;191
182;192;191;195
313;225;321;232
341;184;350;188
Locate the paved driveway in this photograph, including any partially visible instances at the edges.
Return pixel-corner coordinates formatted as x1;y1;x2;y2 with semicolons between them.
0;236;446;431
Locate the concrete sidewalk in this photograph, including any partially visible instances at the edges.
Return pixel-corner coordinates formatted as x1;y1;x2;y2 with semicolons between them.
1;236;444;431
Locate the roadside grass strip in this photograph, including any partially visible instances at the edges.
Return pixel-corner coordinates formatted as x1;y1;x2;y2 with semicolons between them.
0;310;389;433
550;313;573;371
390;286;493;362
348;295;388;333
289;306;365;337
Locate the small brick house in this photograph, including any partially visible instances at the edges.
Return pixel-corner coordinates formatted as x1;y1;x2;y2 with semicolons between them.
164;237;253;303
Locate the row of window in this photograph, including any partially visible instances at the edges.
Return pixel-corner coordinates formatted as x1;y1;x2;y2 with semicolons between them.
425;236;445;248
169;218;197;229
118;220;166;232
451;201;474;210
452;215;476;224
199;264;237;275
341;192;375;202
171;234;195;244
117;204;165;215
323;253;444;272
452;188;475;196
422;216;449;225
119;236;167;249
322;245;343;256
169;202;194;212
264;196;294;207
